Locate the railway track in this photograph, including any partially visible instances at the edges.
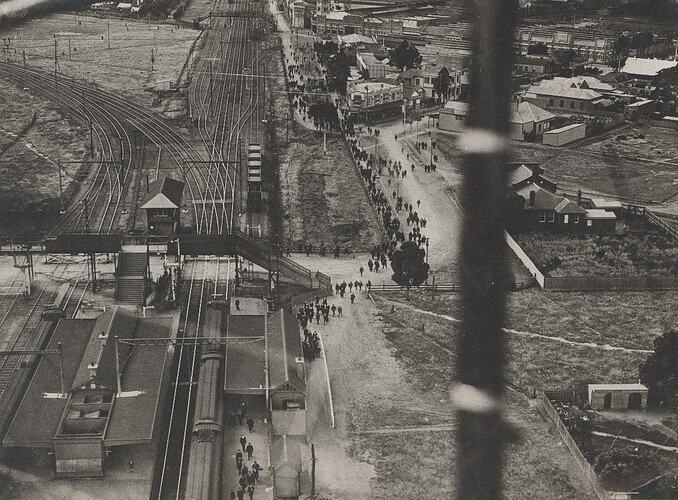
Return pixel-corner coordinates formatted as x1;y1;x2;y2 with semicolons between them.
154;1;264;498
0;261;89;398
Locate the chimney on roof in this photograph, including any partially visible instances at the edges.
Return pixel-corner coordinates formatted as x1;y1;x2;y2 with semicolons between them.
295;356;305;381
577;189;582;205
529;191;536;207
88;362;98;378
531;164;540;179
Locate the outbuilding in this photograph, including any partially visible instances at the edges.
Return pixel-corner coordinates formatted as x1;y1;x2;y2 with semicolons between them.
588;383;648;411
270;435;303;499
542;123;586;146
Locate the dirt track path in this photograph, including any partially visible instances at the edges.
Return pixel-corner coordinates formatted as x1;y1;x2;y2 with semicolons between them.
385;298;653;354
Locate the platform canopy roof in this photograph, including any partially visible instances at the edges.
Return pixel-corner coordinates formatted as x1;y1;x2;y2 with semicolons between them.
4;309;176;448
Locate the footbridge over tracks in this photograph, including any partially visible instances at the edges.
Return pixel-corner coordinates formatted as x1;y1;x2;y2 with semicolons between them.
171;231;331;292
2;231;331;294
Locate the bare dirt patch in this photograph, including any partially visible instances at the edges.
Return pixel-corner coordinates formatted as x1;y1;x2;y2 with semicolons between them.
269;47;382;252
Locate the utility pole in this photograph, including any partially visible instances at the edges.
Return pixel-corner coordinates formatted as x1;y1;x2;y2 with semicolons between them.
209;60;213;117
57;159;64;213
68;36;72;61
89;119;93;155
107;21;111;50
311;444;317;496
22;50;26;69
53;36;58;81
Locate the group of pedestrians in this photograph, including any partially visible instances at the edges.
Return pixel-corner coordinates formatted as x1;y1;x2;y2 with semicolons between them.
231;408;263;500
303;328;322;360
296;297;342;328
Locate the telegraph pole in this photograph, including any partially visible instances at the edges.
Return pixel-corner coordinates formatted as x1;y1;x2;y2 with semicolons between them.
311;444;316;496
57;159;64;213
209;60;213;117
53;36;58;81
68;36;72;61
107;21;111;50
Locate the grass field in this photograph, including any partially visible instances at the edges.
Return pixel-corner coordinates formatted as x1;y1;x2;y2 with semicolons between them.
514;222;678;278
358;296;598;499
0;13;199;114
0;79;89;235
433;123;678;204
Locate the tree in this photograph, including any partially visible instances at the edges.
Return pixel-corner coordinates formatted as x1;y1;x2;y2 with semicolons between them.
389;241;430;298
505;192;526;233
551;49;578;72
307;100;338;130
432;67;450;102
325;49;351;95
390;40;422;71
651;66;678;114
639;329;678;406
628;31;654;51
527;42;548;56
612;33;630;63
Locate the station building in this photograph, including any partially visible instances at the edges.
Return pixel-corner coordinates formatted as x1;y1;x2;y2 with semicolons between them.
224;298;307;437
3;307;176;478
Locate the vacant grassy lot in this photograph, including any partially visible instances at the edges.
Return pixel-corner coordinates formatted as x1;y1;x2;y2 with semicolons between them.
401;286;678;351
361;296;597;499
434;124;678;203
514;223;678;277
0;13;199;115
0;79;89;235
271;48;382;252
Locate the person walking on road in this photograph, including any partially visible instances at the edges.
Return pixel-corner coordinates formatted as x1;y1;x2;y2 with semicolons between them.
252;461;263;482
331;304;336;316
246;416;255;432
350;293;356;304
247;484;255;500
237;488;244;500
236;449;243;472
359;265;364;276
337;305;343;317
246;443;254;460
240;435;247;452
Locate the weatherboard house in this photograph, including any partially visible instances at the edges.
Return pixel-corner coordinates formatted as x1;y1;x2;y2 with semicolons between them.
140;175;185;236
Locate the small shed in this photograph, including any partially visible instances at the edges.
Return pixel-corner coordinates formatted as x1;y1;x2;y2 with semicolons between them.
270;435;302;499
585;209;616;233
140;176;185;236
542;123;586;147
588;383;648;411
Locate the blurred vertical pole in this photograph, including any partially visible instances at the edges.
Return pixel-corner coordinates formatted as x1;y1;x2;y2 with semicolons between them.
455;0;516;498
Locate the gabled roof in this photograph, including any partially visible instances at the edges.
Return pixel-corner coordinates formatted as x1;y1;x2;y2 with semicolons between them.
526;84;602;101
554;198;586;214
269;308;306;394
72;307;138;391
508;164;535;186
622;57;677;77
586;209;616;220
515;183;562;210
510;101;555;125
140;176;184;210
270;435;302;471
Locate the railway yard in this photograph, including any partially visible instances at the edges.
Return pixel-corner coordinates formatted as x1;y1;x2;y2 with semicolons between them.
1;0;678;498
